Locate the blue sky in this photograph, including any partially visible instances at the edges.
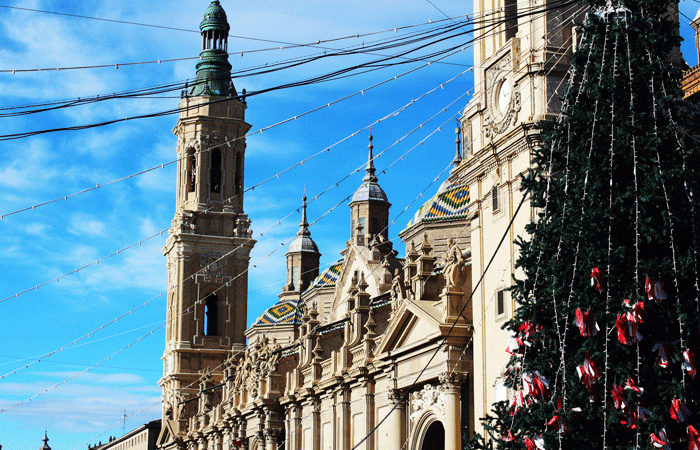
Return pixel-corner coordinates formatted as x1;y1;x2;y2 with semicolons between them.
0;1;698;449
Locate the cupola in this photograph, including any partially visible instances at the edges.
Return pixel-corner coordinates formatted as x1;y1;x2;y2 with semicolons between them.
189;0;235;97
349;133;391;245
284;196;321;292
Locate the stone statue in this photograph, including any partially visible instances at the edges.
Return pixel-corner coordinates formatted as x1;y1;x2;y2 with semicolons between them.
176;392;186;419
442;238;466;289
265;338;282;374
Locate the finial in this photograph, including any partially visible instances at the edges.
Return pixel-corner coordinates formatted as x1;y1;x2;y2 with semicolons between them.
363;132;378;183
453;126;462;167
40;431;51;450
298;195;311;237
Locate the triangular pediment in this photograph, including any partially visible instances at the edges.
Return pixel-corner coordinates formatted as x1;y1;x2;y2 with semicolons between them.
330;245;392;321
375;299;442;356
156;419;177;448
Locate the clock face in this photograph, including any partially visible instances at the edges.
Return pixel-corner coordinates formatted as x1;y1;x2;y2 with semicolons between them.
496;77;512;115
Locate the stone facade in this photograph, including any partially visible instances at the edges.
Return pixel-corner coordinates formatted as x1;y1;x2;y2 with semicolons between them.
156;1;586;450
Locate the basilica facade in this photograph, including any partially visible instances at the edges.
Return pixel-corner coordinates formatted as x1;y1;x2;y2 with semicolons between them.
155;1;582;450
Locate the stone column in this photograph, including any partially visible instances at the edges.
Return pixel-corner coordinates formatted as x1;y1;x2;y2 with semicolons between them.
439;373;463;450
237;418;247;450
265;432;276;450
387;389;405;450
293;402;302;450
312;397;321;450
284;404;293;450
363;379;375;450
212;432;222;450
338;387;350;450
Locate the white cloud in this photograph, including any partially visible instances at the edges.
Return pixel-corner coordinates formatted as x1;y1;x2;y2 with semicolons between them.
69;214;107;237
24;222;51;236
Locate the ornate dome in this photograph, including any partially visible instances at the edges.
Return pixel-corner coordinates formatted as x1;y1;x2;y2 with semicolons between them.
251;297;305;328
308;260;344;289
288;234;319;253
288;196;320;254
351;181;389;203
200;0;230;33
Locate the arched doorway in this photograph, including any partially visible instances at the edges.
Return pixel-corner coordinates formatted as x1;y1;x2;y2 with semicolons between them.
420;421;445;450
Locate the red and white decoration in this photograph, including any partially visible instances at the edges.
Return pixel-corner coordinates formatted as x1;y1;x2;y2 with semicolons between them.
575;308;599;337
645;275;667;302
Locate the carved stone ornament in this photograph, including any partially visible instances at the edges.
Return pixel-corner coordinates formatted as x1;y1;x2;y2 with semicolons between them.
167;261;175;290
234;217;253;238
483;91;521;138
390;268;406;302
173;123;184;139
409;384;445;427
200;253;227;283
179;211;197;234
231;336;282;400
483;53;521;138
438;371;465;389
441;238;467;289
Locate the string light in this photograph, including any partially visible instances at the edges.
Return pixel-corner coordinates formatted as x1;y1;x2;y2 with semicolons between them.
1;0;584;442
0;52;474;221
0;0;578;141
0;65;474;308
0;63;474;385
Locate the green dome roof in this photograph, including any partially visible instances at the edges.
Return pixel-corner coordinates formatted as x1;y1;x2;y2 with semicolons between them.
200;1;230;33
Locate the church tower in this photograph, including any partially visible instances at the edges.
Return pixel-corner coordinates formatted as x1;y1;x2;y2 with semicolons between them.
159;0;254;435
454;0;580;436
348;134;391;246
283;196;321;294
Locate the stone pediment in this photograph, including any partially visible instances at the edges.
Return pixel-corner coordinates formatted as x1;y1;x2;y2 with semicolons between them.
331;245;392;320
374;299;442;357
156;418;178;448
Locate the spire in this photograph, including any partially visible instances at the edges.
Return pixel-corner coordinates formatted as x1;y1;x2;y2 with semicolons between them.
363;132;378;183
298;195;311;237
287;195;319;254
40;432;51;450
452;126;462;167
189;1;235;97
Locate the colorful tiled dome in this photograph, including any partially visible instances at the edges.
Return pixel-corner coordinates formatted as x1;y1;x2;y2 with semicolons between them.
252;297;305;328
400;183;470;234
308;260;344;289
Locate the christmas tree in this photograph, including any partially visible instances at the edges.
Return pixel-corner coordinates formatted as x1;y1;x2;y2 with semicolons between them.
476;1;700;449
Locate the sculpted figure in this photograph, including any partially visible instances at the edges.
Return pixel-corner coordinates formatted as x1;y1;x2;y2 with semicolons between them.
176;392;186;419
266;338;282;374
442;238;466;289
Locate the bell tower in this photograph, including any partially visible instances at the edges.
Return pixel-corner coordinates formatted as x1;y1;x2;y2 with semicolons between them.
159;0;254;437
454;0;579;436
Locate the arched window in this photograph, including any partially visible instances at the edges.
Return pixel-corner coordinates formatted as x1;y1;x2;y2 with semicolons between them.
421;421;445;450
235;152;244;196
371;216;380;237
504;0;518;41
204;294;219;336
210;148;221;193
187;148;197;193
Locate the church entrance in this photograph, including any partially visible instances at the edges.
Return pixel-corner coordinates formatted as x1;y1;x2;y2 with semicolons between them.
420;421;445;450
